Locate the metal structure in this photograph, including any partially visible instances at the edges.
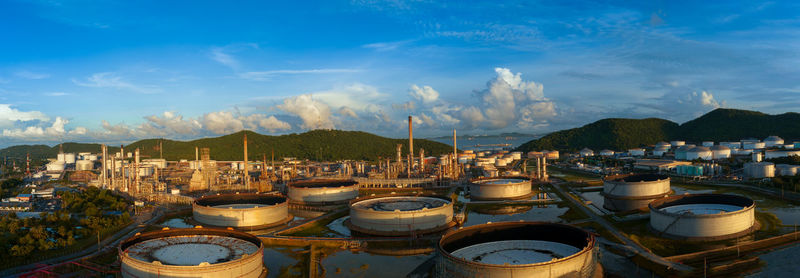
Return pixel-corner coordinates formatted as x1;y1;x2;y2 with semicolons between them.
649;194;756;240
119;227;265;278
602;173;671;211
287;179;359;205
435;222;599;278
193;192;291;229
347;195;454;236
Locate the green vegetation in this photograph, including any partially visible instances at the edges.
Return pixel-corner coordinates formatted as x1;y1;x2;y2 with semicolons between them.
766;155;800;165
0;187;131;268
517;108;800;152
0;130;454;161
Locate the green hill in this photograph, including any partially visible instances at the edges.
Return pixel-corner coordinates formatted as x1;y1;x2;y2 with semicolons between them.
516;118;679;151
1;130;453;162
516;108;800;152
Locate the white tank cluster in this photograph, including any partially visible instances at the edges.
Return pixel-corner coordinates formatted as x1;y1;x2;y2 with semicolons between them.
686;146;712;160
193;192;291;229
287;179;359;205
347;195;454;236
57;153;77;164
649;194;755;240
75;160;94;171
469;177;532;201
602;174;671;211
744;162;775;178
119;227;265;278
710;145;731;159
435;222;599;278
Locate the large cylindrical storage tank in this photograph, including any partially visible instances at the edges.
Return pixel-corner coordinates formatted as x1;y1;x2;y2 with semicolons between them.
435;222;599;278
64;153;76;164
764;136;784;148
495;159;507;167
653;147;669;157
599;149;615;157
287;179;359;205
670;141;686;148
710;145;731;159
142;158;167;169
602;174;671;211
744;162;775;178
579;148;594;157
510;152;523;160
545;150;559;160
76;160;94;171
686;146;712;160
656;141;671;149
469;177;532;200
702;141;714;147
193;193;291;229
649;194;755;240
119;227;265;278
46;161;66;171
674;145;696;160
347;195;454;236
628;148;645;156
743;142;766;149
776;164;800;176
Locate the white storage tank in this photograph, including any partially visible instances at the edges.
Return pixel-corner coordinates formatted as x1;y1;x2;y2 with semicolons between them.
649;194;755;240
776;164;800;176
142;158;167;169
764;136;785;148
348;195;454;236
579;148;594;157
721;142;742;149
710;145;731;159
469;177;532;200
510;152;522;160
675;145;696;160
628;148;646;157
599;149;615;157
544;150;559;160
64;153;76;164
653;146;669;157
656;141;671;149
670;141;686;147
193;193;292;229
743;141;766;150
46;161;66;172
686;146;712;160
76;160;94;171
702;141;714;147
744;162;775;178
733;149;753;156
495;159;508;167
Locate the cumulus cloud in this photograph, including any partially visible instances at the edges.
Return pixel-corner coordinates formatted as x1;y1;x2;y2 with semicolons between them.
0;104;49;128
277;94;335;129
139;111;202;136
202;111;244;134
2;117;68;138
409;84;439;103
392;101;416;111
240;114;291;132
338;106;359;118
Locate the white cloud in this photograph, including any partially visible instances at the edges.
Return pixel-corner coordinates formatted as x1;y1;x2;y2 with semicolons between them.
313;83;386;110
101;120;135;138
202;111;244;134
409;84;439;103
15;70;50;80
139;111;202;136
469;67;555;129
2;117;68;138
239;69;360;81
240;114;291;132
45;92;69;97
338;106;359;118
210;47;240;70
392;101;416;111
277;94;335;129
0;104;49;128
72;72;160;94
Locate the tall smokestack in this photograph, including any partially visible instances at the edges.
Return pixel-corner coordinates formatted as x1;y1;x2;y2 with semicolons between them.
408;115;414;168
101;144;107;188
453;129;457;179
195;146;199;161
244;132;250;190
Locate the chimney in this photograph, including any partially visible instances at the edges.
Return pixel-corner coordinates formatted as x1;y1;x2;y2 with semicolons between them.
408;115;414;167
244;132;250;190
195;146;199;161
453;129;457;178
101;144;107;188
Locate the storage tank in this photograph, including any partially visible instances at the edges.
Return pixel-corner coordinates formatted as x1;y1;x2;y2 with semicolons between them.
76;160;94;171
653;147;669;157
142;159;167;169
701;141;714;147
347;195;454;236
287;179;359;205
119;227;265;278
674;145;696;160
46;161;66;172
686;146;712;160
732;149;753;156
744;162;775;178
656;142;671;149
776;164;800;176
764;136;785;148
495;159;508;167
670;141;686;147
649;194;755;240
510;152;523;160
710;145;731;159
87;154;98;161
765;150;800;159
602;174;671;211
721;142;741;149
628;148;645;157
63;153;76;164
544;150;559;160
742;142;765;150
599;149;615;157
193;193;292;229
435;222;599;278
469;177;532;201
579;148;594;157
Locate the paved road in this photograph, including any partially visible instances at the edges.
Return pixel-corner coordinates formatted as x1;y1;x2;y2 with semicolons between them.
549;178;692;273
2;208;164;277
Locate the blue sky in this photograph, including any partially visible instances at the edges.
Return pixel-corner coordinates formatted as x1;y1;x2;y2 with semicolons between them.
1;0;798;146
